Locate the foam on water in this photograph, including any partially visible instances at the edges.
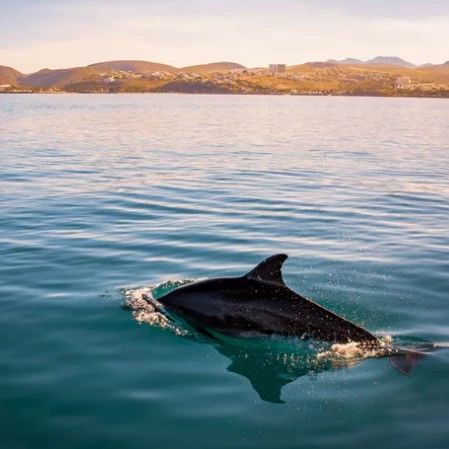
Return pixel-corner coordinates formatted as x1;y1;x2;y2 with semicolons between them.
123;280;197;337
317;335;393;363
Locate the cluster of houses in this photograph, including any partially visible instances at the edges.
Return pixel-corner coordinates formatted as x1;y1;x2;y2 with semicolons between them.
97;71;143;83
87;65;420;95
0;84;35;93
4;63;445;95
93;64;290;85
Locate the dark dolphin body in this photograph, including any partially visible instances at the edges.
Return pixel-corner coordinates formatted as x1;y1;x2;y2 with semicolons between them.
158;254;379;344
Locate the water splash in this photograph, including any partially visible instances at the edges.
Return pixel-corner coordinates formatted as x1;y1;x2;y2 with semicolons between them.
123;280;197;337
317;335;394;364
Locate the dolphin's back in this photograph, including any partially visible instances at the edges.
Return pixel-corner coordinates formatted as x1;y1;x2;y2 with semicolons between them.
158;254;378;344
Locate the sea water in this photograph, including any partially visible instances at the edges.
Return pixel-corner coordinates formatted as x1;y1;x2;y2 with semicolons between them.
1;94;448;449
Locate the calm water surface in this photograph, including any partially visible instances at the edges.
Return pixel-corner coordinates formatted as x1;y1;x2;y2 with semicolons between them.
1;94;449;449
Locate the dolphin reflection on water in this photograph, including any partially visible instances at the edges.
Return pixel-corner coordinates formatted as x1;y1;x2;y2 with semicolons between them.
124;254;434;403
203;336;349;403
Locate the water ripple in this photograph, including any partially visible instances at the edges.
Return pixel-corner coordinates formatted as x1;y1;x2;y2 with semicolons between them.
1;95;448;449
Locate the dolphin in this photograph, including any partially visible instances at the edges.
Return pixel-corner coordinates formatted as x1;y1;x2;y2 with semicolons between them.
137;253;437;401
157;254;380;344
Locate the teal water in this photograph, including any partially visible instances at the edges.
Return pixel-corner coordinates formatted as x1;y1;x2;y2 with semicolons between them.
1;94;448;449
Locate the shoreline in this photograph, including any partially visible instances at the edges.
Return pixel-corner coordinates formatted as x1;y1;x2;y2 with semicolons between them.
1;91;449;99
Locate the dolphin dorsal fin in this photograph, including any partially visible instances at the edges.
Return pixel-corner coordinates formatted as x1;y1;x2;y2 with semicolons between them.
244;254;288;285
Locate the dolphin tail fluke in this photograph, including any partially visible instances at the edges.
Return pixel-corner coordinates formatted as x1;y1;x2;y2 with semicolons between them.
389;349;427;375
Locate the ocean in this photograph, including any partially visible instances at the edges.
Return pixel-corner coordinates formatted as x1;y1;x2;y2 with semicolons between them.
1;94;448;449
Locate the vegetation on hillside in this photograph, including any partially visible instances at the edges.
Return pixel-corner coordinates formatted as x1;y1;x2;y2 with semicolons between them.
2;59;449;97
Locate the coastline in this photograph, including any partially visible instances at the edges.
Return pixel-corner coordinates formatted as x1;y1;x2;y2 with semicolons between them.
3;61;449;98
2;90;449;98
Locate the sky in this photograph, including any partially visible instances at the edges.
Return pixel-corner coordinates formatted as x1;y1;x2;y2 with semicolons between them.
1;0;449;73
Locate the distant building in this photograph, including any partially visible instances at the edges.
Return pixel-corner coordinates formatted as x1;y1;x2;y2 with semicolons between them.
0;84;11;91
395;76;412;89
269;64;286;74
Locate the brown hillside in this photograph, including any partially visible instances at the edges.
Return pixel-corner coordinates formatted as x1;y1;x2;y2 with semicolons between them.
0;65;23;85
288;62;449;83
21;60;177;88
21;67;102;88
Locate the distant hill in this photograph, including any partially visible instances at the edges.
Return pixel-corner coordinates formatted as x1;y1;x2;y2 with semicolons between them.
21;67;100;88
0;65;23;85
325;56;415;68
421;61;449;70
327;58;364;65
365;56;415;68
341;58;364;64
180;62;246;73
421;62;449;81
306;61;339;68
21;60;177;88
87;60;176;73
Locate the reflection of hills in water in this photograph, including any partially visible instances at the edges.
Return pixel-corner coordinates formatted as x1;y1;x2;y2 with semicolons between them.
123;281;419;403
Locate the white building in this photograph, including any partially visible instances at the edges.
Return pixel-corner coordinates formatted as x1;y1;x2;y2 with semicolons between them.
0;84;12;91
269;64;286;73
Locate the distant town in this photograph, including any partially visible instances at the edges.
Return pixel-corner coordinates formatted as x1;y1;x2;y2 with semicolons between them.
1;57;449;97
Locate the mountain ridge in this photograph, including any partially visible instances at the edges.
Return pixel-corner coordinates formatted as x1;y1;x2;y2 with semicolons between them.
327;56;415;68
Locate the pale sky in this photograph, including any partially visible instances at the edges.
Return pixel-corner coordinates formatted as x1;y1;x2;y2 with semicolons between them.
1;0;449;73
